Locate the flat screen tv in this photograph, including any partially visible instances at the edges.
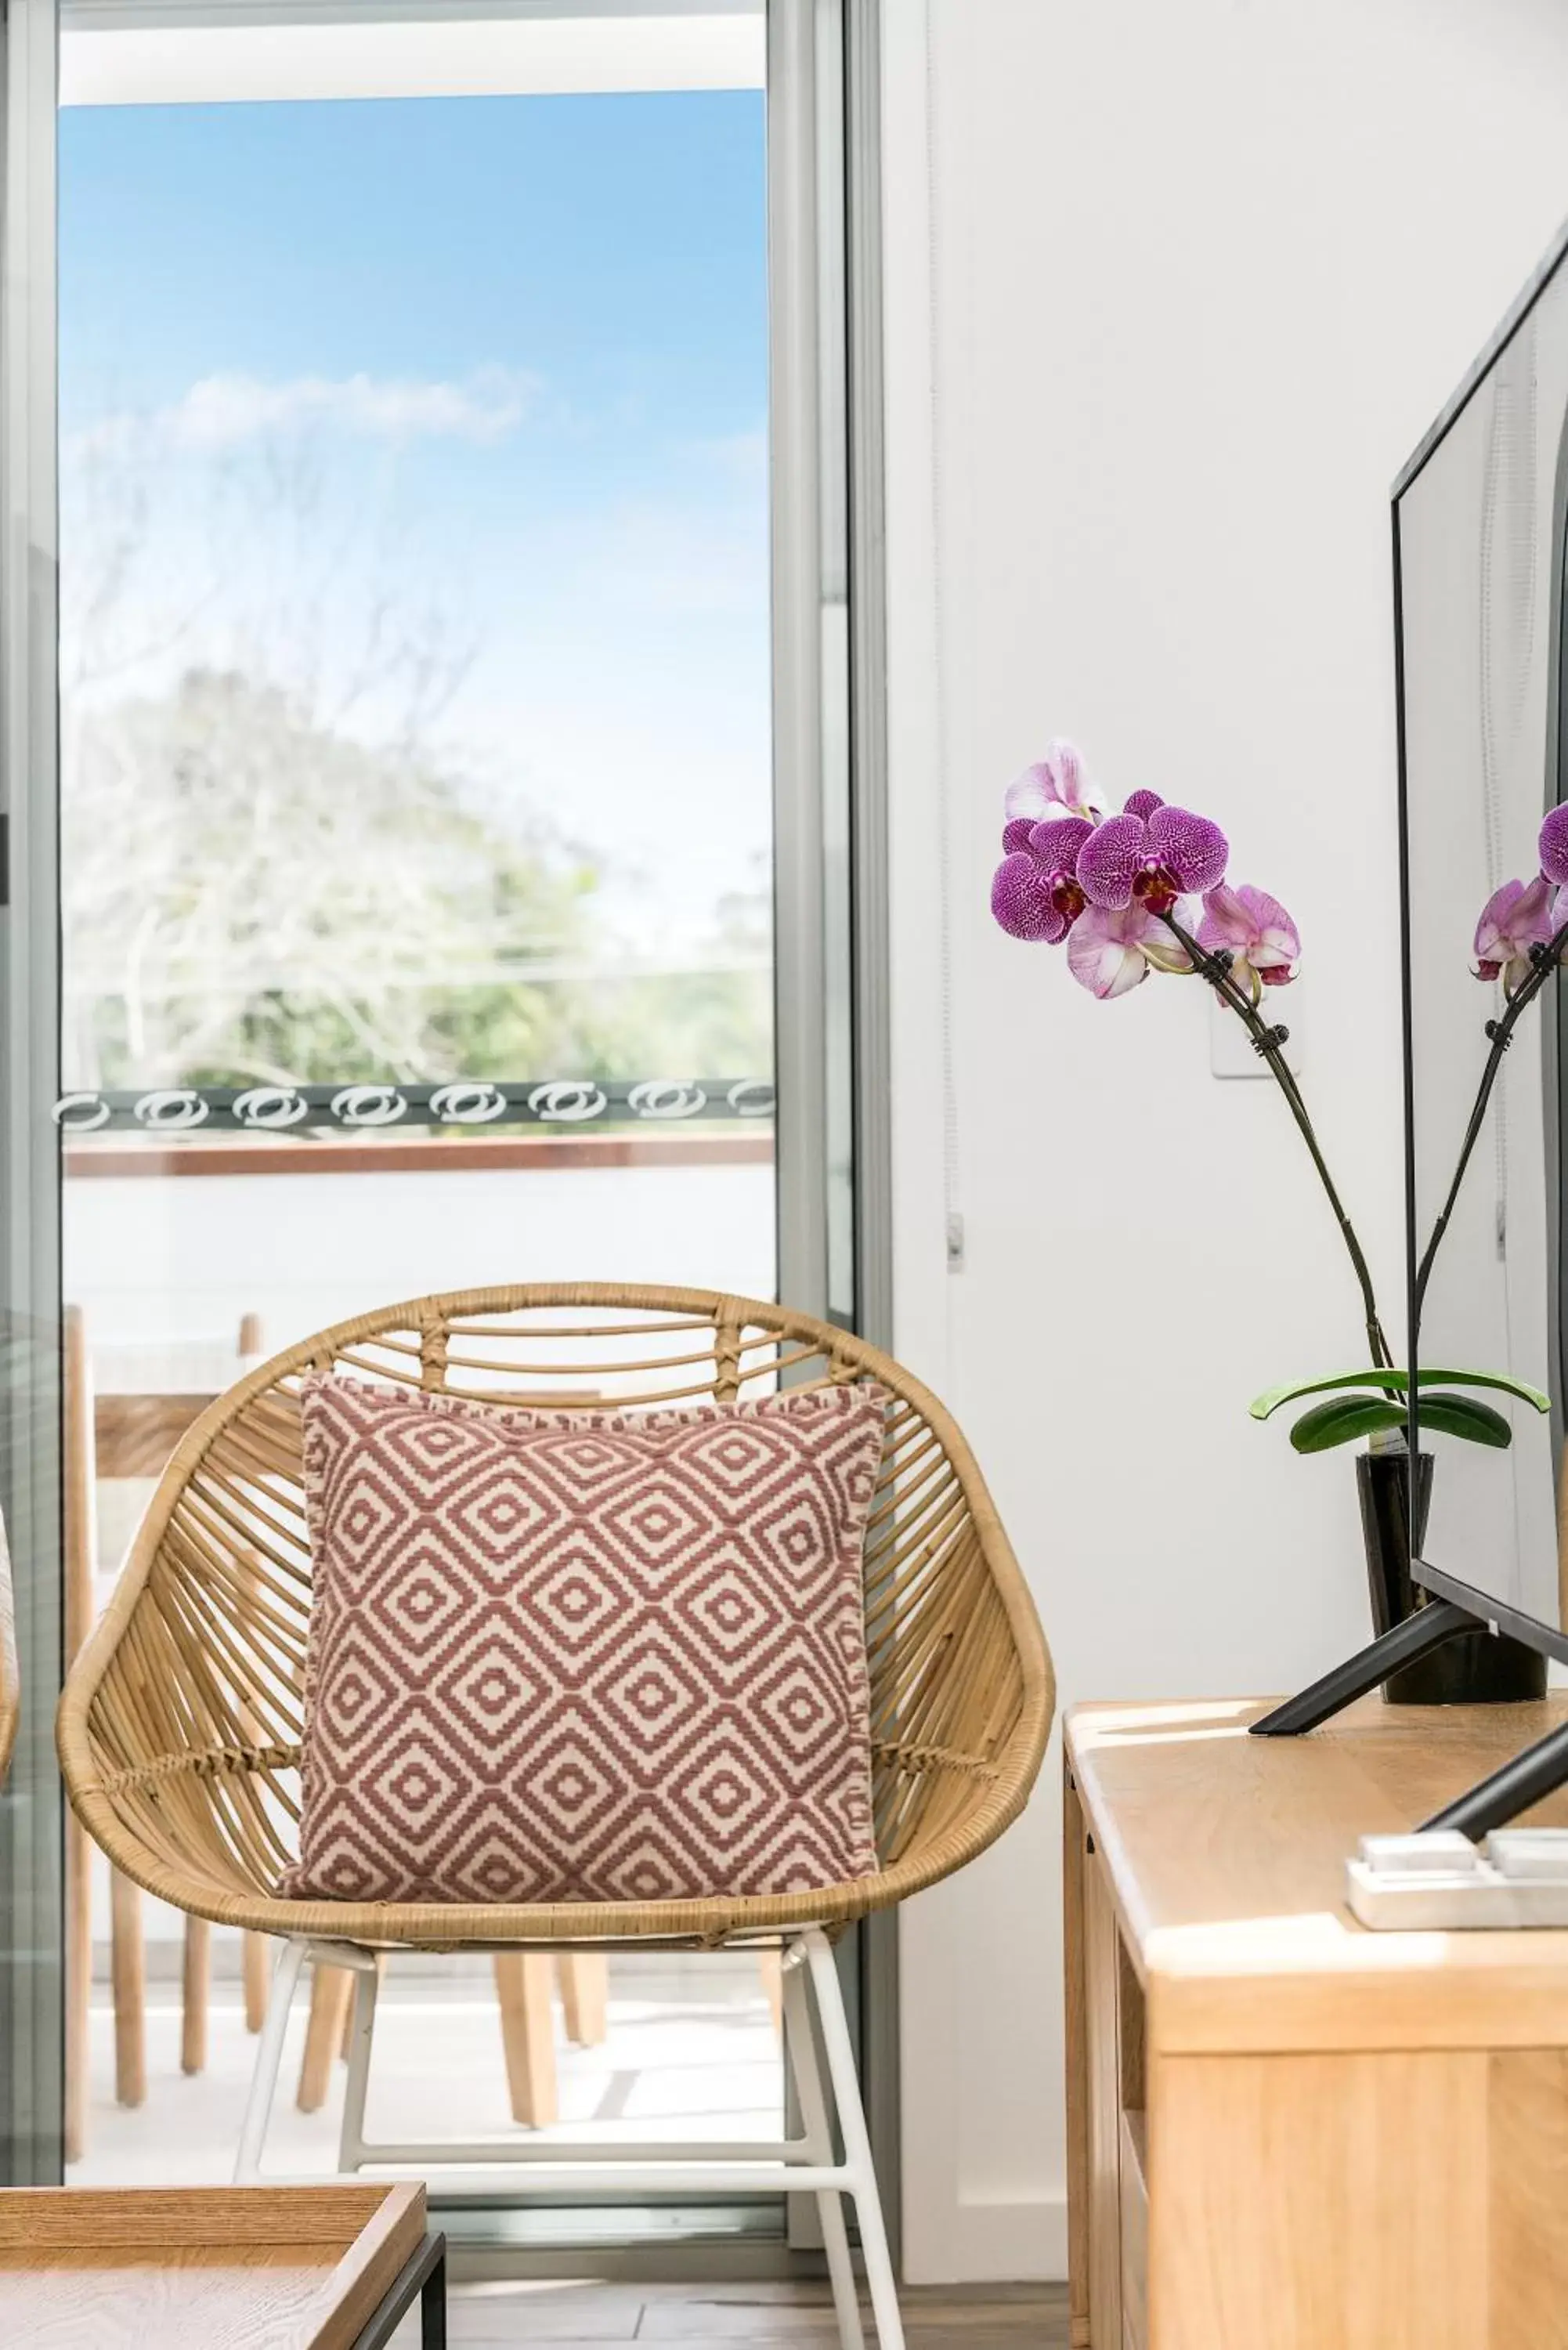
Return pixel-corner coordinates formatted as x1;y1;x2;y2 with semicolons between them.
1397;226;1568;1668
1259;222;1568;1834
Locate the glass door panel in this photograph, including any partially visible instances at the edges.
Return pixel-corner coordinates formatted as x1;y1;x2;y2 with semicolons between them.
56;2;787;2199
0;0;65;2186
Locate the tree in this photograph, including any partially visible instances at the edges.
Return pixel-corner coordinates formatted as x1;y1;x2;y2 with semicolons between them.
62;667;772;1092
59;415;771;1095
65;665;605;1090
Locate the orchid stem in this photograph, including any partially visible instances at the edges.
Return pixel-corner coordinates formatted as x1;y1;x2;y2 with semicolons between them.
1159;911;1395;1374
1414;922;1568;1318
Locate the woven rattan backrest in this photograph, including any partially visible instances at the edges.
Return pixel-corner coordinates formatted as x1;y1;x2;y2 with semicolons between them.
74;1285;1050;1906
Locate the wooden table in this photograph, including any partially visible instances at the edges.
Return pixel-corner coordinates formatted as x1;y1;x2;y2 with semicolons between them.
0;2182;445;2347
1065;1694;1568;2350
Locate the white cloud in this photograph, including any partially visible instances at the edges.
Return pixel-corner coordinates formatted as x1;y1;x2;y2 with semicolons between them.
70;364;539;461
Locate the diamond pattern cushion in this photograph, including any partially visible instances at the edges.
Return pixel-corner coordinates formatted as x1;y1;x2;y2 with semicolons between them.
280;1373;886;1906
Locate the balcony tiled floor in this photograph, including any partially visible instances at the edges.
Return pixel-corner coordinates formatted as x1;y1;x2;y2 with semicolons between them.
64;1947;1067;2345
71;1950;782;2186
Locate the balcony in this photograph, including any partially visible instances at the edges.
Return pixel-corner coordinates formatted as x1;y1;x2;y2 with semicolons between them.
62;1109;783;2194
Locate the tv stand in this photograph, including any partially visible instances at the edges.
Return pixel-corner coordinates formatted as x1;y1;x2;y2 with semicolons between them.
1066;1697;1568;2348
1250;1597;1474;1737
1253;1558;1568;1838
1420;1713;1568;1836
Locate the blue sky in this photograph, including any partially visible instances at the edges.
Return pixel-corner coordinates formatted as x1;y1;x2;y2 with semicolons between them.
58;90;772;953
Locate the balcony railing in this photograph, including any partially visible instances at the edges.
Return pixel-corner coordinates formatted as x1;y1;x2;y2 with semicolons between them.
53;1077;775;1135
56;1079;778;1180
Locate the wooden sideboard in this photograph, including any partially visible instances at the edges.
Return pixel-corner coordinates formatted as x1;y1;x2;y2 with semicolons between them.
1064;1694;1568;2350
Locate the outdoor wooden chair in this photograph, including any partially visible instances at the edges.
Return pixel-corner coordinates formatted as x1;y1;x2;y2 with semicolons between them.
62;1303;271;2160
57;1285;1053;2350
295;1939;608;2126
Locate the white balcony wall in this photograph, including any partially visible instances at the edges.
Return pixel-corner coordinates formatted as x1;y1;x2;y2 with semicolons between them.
883;0;1568;2283
65;1159;775;1357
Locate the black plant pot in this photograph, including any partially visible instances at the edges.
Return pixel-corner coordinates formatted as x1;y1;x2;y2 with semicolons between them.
1357;1444;1546;1705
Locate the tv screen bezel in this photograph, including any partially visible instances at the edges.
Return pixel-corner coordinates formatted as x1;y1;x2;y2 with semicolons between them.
1396;211;1568;1663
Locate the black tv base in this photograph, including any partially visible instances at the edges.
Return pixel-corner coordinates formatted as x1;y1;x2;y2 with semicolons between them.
1249;1599;1475;1737
1421;1716;1568;1839
1252;1569;1568;1840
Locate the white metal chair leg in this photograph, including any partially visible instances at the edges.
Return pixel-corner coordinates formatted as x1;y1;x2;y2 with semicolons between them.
338;1953;382;2173
234;1935;305;2182
782;1942;865;2350
803;1929;904;2350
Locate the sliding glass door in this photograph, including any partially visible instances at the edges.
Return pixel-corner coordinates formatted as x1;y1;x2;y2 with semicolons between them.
0;0;886;2238
0;0;63;2191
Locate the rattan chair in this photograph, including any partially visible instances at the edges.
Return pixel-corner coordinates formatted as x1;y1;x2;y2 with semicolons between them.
57;1285;1053;2350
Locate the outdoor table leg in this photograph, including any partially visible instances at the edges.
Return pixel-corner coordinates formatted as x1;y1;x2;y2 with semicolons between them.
421;2242;447;2349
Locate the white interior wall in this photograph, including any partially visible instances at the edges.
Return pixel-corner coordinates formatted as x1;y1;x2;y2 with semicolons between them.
883;0;1568;2283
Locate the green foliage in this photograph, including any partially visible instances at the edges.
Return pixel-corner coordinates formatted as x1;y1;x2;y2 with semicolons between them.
1288;1390;1514;1453
1250;1365;1549;1423
1413;1394;1513;1448
62;668;773;1093
1288;1396;1404;1453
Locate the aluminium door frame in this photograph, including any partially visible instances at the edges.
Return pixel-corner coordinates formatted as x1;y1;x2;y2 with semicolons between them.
0;0;63;2189
768;0;896;2269
2;0;896;2250
842;0;897;2272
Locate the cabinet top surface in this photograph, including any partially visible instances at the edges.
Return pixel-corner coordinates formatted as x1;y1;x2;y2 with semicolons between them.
1066;1694;1568;2055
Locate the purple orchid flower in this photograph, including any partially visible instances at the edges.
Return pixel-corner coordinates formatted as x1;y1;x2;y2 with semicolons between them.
1198;884;1302;1002
990;854;1057;941
1541;804;1568;885
1066;904;1161;998
1470;808;1568;987
1076;804;1228;916
1066;899;1198;999
1003;739;1107;826
1474;874;1555;994
989;815;1094;944
1537;808;1568;937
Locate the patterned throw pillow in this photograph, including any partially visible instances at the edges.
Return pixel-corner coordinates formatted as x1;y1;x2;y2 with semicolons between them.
280;1373;886;1906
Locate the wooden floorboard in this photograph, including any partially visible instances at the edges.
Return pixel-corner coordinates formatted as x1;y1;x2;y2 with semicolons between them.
446;2278;1071;2345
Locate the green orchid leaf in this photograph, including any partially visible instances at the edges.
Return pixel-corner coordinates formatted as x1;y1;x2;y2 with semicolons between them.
1286;1390;1515;1455
1288;1397;1406;1454
1251;1365;1550;1422
1418;1368;1548;1411
1414;1394;1513;1449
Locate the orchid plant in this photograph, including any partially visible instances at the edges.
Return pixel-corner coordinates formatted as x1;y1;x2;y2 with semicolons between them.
990;740;1555;1454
